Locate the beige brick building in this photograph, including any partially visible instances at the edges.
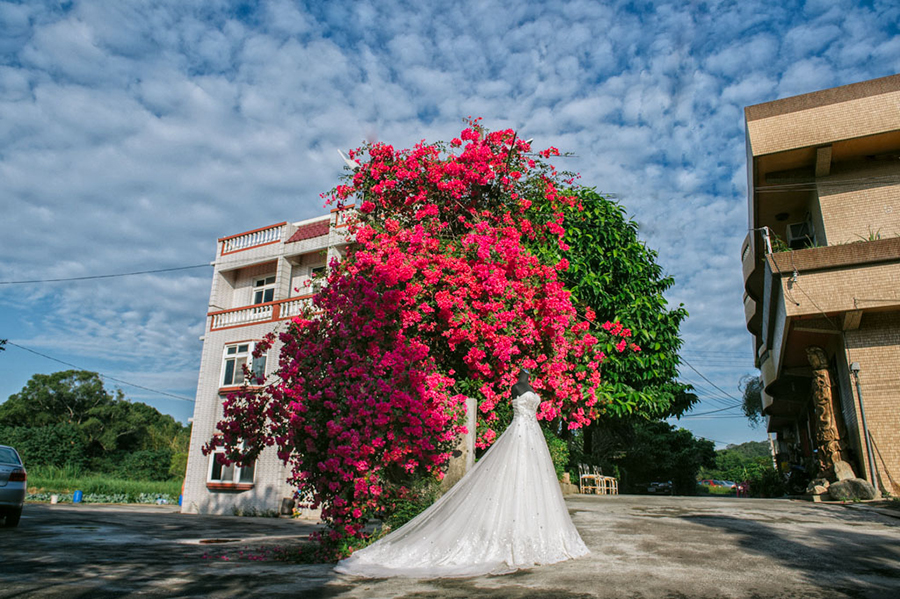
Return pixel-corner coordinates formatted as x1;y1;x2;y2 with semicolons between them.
181;209;352;515
742;74;900;495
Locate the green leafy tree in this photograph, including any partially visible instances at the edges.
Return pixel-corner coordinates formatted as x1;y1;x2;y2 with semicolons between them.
0;371;115;428
700;440;772;482
1;370;190;479
529;189;694;421
0;423;88;470
740;374;764;426
526;188;696;467
611;420;716;494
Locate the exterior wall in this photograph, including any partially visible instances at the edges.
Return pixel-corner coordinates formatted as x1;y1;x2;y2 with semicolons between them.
182;321;297;516
745;81;900;156
780;261;900;318
183;213;349;517
817;162;900;246
843;312;900;495
746;76;900;494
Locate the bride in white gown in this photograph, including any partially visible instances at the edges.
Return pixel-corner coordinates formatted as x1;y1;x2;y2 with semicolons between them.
334;370;589;578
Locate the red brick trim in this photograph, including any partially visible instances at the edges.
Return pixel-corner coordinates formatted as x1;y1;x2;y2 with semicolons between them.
206;483;254;492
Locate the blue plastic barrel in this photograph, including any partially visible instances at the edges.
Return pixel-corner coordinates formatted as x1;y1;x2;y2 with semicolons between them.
73;490;83;503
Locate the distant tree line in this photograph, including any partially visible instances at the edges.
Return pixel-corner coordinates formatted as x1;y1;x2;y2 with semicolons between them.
0;370;191;481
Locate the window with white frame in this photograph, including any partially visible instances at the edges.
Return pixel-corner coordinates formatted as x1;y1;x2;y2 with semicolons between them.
207;445;256;485
310;265;326;294
221;342;267;387
253;275;276;305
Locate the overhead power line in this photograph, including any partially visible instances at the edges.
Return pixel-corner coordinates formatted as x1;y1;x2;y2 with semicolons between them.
5;341;195;403
680;403;743;418
680;357;743;403
0;263;211;285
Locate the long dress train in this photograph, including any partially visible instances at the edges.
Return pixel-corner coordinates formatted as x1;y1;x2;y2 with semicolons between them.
334;390;589;578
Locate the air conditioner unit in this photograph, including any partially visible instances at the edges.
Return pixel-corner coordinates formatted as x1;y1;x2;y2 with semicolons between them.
786;220;814;250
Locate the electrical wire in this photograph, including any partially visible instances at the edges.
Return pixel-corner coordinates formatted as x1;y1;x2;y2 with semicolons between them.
755;173;900;193
680;403;744;417
4;341;195;403
680;357;743;403
0;264;211;285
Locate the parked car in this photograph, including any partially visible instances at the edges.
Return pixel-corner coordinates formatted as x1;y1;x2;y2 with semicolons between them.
647;481;673;494
697;479;719;487
0;445;27;527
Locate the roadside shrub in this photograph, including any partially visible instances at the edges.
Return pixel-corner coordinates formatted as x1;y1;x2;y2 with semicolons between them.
746;466;784;498
0;424;88;470
543;427;570;480
380;477;440;531
116;449;174;481
169;451;189;479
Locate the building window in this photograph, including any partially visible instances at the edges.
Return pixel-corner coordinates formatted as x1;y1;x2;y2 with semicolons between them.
221;343;266;387
207;446;256;487
253;275;276;305
310;266;326;294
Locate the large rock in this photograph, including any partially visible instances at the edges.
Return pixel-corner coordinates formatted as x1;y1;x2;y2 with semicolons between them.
807;477;830;494
833;460;856;481
828;478;877;501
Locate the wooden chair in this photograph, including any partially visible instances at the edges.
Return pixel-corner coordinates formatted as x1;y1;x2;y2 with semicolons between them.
578;463;600;494
593;465;618;495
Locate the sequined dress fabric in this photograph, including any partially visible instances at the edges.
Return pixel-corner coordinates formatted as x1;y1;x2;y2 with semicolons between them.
334;391;589;578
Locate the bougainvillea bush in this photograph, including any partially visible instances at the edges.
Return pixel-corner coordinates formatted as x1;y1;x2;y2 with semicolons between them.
206;121;637;549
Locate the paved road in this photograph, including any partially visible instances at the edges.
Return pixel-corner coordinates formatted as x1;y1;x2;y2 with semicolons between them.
2;496;899;598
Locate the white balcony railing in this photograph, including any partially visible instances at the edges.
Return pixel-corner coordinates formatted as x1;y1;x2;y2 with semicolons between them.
220;222;286;255
208;294;315;331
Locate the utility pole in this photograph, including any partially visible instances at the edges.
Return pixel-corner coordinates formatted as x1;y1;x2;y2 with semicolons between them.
849;362;879;491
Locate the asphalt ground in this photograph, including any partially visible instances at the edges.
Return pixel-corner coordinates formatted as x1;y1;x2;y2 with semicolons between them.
1;495;899;598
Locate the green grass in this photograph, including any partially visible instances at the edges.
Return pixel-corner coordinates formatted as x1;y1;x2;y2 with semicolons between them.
698;484;735;496
27;465;181;499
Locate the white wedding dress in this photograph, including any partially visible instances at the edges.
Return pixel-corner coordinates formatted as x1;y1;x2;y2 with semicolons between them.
334;390;589;578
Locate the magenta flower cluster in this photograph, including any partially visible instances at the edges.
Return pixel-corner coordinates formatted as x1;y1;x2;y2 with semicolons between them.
207;120;637;546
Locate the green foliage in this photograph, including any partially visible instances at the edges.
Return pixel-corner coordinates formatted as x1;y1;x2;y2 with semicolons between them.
542;426;570;479
26;465;182;498
0;423;88;470
0;370;112;428
380;477;441;531
1;370;190;481
611;420;716;494
699;440;783;498
169;452;189;479
740;375;764;426
28;491;177;504
116;449;174;481
744;467;785;498
700;440;772;482
527;188;694;421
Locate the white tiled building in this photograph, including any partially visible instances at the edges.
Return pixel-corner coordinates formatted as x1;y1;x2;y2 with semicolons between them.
181;208;352;515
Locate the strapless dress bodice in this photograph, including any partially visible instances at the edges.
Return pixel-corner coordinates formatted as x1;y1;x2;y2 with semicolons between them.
512;391;540;419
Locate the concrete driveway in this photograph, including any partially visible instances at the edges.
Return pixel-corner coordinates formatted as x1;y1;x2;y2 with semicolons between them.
1;495;899;598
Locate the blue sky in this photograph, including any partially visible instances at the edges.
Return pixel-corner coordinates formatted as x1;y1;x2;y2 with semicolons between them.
1;0;898;449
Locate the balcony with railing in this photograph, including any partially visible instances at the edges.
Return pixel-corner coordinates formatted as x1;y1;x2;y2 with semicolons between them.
208;294;315;331
219;222;287;256
218;207;356;259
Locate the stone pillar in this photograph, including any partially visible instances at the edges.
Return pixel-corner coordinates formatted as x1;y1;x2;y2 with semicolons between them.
440;396;476;492
806;346;848;480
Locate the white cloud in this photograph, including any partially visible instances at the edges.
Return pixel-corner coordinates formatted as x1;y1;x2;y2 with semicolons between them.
1;0;898;442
